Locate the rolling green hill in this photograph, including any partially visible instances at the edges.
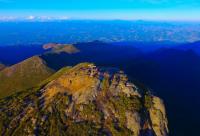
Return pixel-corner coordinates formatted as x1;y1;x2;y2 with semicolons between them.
0;56;54;98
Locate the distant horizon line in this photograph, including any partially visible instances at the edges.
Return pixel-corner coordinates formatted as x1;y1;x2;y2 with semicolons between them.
0;18;200;23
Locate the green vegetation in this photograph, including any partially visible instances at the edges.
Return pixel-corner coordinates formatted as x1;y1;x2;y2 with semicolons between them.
102;77;110;91
0;56;54;98
117;93;142;111
109;93;142;127
0;62;160;136
106;122;133;136
66;121;99;136
77;103;103;123
144;93;153;109
38;66;71;88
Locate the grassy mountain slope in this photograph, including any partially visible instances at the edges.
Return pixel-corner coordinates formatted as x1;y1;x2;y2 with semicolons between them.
0;56;54;98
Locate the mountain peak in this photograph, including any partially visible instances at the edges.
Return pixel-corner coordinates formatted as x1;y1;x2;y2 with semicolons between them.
0;56;54;98
0;63;168;136
41;63;141;105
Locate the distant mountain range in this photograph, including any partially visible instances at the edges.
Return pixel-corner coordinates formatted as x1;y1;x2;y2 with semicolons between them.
0;21;200;45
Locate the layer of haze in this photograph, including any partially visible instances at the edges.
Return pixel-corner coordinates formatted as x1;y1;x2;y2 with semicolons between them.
0;0;200;21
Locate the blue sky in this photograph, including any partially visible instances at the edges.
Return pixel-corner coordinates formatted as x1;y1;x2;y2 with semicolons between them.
0;0;200;21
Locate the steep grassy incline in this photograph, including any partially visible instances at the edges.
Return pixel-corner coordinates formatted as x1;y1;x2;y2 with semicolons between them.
0;56;54;98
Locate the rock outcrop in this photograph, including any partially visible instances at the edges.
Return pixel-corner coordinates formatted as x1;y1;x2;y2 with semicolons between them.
149;97;169;136
0;63;168;136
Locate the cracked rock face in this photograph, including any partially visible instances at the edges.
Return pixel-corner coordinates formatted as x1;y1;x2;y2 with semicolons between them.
149;97;169;136
126;111;141;136
0;63;168;136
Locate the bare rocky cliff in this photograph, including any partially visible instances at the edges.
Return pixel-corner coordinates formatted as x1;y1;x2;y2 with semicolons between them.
149;97;169;136
0;63;168;136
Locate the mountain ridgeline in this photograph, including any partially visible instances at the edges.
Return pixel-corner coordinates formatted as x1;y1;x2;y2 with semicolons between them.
0;56;54;98
0;63;168;136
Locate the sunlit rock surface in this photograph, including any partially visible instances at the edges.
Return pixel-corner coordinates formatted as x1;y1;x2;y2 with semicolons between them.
0;63;168;136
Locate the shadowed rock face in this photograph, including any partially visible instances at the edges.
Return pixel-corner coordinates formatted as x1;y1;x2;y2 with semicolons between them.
0;63;168;136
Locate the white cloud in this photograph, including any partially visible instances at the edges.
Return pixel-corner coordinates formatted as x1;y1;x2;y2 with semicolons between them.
0;16;16;21
27;15;35;20
58;16;69;20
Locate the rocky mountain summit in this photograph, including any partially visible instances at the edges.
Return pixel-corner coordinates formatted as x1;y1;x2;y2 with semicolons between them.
0;63;168;136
